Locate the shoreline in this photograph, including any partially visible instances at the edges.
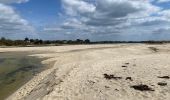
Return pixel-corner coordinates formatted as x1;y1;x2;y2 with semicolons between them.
0;51;50;100
7;61;56;100
6;52;56;100
4;45;124;100
1;44;170;100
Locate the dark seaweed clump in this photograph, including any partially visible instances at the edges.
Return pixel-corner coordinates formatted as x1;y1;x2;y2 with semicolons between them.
122;65;127;67
158;76;170;79
130;84;154;91
104;74;122;80
148;47;159;52
158;82;167;86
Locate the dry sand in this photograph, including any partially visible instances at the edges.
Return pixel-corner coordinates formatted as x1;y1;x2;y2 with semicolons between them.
0;44;170;100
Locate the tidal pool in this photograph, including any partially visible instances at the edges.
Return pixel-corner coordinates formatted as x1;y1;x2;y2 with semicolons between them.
0;52;45;100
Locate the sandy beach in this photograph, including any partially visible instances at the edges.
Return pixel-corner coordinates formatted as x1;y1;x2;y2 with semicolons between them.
1;44;170;100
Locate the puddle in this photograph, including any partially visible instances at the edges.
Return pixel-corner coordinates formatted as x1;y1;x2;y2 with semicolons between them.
0;52;46;100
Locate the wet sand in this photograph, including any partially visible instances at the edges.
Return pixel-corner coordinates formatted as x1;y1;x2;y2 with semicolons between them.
0;44;169;100
0;52;45;100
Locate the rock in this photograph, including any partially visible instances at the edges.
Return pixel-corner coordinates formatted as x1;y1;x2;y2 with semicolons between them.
126;77;133;81
125;63;130;65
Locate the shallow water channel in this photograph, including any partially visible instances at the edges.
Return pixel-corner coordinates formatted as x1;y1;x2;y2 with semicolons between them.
0;52;45;100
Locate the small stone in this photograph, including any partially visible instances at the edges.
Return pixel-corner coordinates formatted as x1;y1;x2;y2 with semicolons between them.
115;89;119;91
126;77;133;81
105;86;110;88
125;63;130;65
133;64;136;66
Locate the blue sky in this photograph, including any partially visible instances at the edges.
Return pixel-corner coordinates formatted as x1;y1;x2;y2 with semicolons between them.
0;0;170;41
12;0;62;27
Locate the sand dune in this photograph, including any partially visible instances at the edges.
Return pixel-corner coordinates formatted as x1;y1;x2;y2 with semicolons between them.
1;44;170;100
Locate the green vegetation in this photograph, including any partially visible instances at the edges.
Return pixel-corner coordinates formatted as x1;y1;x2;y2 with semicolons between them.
0;37;91;46
0;37;170;47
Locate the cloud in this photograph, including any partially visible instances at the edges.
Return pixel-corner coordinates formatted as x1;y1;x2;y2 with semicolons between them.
61;1;160;30
0;0;29;4
42;0;170;40
157;0;170;3
158;10;170;19
0;3;35;37
62;0;95;16
0;0;37;39
153;27;170;34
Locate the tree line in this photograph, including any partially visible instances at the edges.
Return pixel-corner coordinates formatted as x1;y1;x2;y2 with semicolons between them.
0;37;91;46
0;37;169;46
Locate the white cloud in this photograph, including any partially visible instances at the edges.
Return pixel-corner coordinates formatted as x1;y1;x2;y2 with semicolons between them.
157;0;170;3
153;27;170;34
42;0;170;40
0;3;35;35
158;10;170;19
44;27;62;31
61;1;161;28
84;0;160;26
0;0;37;39
62;0;95;16
0;0;29;4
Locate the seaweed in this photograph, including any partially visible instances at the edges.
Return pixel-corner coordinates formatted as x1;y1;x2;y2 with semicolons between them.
158;76;170;79
130;84;154;91
104;74;122;80
158;82;167;86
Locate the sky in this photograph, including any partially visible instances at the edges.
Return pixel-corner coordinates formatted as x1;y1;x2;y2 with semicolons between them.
0;0;170;41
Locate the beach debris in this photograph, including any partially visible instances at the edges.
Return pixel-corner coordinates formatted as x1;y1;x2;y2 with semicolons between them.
126;77;133;81
105;86;110;89
104;74;122;80
130;84;154;91
133;64;136;66
87;80;95;85
158;82;167;86
115;89;119;91
158;76;170;79
122;65;127;68
122;63;129;67
148;47;159;52
125;63;129;65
